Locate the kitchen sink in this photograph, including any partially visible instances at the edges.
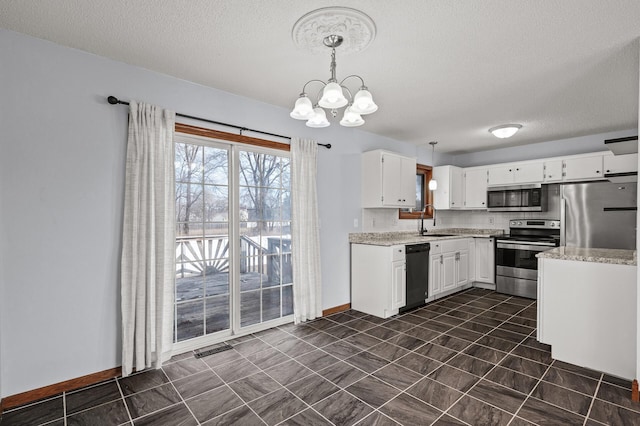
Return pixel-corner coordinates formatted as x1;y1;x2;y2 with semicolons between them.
421;233;456;237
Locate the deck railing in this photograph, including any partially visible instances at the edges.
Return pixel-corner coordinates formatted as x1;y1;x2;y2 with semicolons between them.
176;234;292;284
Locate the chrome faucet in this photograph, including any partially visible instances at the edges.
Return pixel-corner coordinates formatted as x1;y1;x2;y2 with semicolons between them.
420;204;436;235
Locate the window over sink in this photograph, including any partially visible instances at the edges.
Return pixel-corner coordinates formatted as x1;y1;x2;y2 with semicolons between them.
399;163;434;219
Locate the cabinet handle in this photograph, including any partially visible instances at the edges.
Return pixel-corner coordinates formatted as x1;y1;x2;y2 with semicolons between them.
481;202;485;205
606;169;611;173
440;255;443;264
516;168;520;171
596;170;600;174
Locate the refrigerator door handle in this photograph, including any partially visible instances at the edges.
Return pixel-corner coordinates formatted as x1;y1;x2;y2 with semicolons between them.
560;197;566;246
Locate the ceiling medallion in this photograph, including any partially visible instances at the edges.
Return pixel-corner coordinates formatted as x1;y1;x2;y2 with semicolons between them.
289;8;378;128
292;7;377;55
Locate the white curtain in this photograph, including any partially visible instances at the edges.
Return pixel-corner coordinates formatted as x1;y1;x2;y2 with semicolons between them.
120;101;176;376
291;138;323;323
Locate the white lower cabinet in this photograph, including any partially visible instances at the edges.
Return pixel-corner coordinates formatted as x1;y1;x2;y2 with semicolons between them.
351;244;406;318
429;239;471;298
391;259;407;310
474;237;495;284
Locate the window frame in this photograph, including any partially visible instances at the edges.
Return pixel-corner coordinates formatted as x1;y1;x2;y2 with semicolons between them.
399;163;434;219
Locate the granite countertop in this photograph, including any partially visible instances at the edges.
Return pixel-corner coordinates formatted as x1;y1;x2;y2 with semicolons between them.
536;246;637;266
349;228;505;246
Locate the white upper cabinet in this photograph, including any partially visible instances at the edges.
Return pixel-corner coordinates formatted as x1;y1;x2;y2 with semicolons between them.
488;162;544;186
563;155;603;181
543;160;563;182
603;153;638;175
433;165;463;209
362;150;417;208
463;168;488;209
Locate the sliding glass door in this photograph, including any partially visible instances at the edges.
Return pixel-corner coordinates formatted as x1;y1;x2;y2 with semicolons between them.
174;136;293;346
239;151;293;327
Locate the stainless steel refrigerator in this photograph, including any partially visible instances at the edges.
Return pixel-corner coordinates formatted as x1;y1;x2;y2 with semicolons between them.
561;181;637;250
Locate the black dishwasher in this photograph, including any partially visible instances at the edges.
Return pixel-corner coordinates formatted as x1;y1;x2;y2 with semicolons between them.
400;243;430;313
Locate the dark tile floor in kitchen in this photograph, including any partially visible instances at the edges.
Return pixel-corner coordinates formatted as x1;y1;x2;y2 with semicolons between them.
3;288;640;426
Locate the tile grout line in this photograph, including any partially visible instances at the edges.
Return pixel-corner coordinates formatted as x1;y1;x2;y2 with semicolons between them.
582;374;604;426
115;376;134;425
165;371;203;426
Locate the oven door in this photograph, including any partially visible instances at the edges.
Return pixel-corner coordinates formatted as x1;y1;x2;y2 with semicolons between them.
496;240;556;280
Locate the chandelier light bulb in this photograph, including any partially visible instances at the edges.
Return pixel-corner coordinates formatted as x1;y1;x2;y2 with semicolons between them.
350;88;378;114
290;94;314;120
489;124;522;139
306;107;330;128
339;105;365;127
318;82;348;109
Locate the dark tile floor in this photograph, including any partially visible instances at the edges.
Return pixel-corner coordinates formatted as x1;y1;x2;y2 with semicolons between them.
2;288;640;425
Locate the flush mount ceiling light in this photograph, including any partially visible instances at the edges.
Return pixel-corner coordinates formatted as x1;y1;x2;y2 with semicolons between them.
489;124;523;139
290;7;378;128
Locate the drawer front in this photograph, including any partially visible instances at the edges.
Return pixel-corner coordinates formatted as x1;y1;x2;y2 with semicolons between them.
440;238;470;253
430;242;442;254
392;245;406;261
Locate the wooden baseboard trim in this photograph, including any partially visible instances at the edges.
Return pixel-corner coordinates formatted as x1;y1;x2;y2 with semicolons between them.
323;303;351;316
632;380;639;402
1;367;122;411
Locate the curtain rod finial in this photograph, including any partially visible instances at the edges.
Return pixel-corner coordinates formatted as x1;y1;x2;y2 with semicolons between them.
107;96;119;105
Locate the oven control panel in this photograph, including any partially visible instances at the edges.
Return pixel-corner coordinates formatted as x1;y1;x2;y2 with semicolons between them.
509;219;560;229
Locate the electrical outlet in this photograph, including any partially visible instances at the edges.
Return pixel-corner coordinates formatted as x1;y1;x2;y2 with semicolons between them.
488;216;495;225
353;218;359;228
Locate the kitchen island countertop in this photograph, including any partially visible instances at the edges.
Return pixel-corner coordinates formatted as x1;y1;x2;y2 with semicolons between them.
349;228;504;246
536;246;637;266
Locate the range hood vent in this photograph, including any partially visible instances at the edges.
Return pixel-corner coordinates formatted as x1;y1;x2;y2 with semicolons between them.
604;135;638;155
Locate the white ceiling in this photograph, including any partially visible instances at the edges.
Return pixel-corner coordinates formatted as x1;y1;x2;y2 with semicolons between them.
1;0;639;154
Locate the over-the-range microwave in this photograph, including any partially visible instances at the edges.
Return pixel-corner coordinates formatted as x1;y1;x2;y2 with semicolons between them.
486;184;547;212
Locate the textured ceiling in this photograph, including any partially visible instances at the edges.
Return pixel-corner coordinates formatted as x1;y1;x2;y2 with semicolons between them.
1;0;639;154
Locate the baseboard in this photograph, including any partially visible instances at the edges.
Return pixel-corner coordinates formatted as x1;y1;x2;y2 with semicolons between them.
472;282;497;290
323;303;351;316
1;367;122;411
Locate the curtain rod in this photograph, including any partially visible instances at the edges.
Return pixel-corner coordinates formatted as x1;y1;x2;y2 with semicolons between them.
107;96;331;149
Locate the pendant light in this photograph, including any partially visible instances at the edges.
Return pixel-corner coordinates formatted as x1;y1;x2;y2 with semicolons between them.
428;141;438;190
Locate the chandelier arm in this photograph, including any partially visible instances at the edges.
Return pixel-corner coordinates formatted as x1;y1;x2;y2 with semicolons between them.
301;79;328;94
339;74;366;88
340;85;354;103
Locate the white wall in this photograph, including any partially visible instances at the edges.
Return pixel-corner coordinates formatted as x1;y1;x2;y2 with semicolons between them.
0;29;419;397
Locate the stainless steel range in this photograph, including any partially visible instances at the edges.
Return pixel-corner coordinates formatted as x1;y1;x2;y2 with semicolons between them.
496;219;560;299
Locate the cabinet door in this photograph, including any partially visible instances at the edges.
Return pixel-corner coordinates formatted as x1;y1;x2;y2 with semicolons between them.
391;260;406;310
563;155;604;181
514;162;544;184
450;167;464;208
487;166;514;186
429;254;442;296
381;153;403;206
399;156;417;207
475;238;495;283
544;160;563;182
442;252;457;291
604;153;638;174
456;250;469;287
464;168;488;209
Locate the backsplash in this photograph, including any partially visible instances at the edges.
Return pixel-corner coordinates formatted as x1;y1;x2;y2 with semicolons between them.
361;208;560;233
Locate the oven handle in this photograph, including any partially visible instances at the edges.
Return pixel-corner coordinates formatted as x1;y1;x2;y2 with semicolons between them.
496;242;555;252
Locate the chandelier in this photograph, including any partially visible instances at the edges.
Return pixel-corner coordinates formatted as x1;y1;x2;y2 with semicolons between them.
289;7;378;128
